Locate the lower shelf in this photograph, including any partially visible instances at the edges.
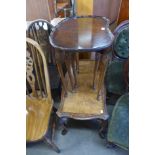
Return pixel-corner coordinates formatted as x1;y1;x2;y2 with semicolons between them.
57;60;108;120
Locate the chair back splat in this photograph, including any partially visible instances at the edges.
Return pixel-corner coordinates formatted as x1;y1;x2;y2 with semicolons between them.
27;19;56;64
27;19;66;98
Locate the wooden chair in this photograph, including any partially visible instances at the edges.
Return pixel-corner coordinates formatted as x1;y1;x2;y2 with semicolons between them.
26;38;60;153
27;19;55;64
27;19;67;107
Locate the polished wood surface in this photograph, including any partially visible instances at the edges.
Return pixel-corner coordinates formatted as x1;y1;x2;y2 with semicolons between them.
50;16;114;52
57;60;108;120
26;38;53;142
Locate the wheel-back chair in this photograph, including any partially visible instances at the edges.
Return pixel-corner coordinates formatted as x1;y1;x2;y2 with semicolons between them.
27;19;67;108
26;38;60;153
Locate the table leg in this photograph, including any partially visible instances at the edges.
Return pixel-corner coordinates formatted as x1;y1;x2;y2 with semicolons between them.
97;54;109;101
55;49;68;97
71;53;78;89
56;62;68;97
75;53;79;73
97;55;104;100
65;52;75;92
92;53;100;90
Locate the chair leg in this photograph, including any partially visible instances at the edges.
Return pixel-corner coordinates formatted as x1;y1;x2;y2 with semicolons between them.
43;137;60;153
51;111;57;142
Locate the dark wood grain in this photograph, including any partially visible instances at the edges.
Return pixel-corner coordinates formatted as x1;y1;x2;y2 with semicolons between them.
49;16;114;52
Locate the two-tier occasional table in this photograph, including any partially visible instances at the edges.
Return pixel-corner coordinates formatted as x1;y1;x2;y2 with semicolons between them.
49;16;114;136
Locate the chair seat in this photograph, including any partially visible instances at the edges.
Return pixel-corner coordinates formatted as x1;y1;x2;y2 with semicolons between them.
26;97;52;142
107;93;129;150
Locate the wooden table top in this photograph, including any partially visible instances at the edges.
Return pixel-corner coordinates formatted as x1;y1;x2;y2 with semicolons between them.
49;16;114;52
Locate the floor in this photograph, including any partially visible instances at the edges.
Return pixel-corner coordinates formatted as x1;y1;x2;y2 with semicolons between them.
27;119;128;155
